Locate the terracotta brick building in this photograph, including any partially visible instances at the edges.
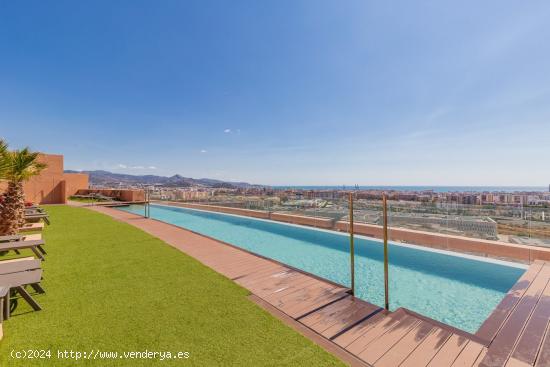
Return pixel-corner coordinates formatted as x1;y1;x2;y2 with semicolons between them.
0;153;89;204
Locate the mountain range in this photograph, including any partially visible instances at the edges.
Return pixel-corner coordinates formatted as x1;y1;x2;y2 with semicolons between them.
64;170;261;189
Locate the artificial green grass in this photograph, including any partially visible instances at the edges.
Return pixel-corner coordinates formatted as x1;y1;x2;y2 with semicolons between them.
0;206;345;366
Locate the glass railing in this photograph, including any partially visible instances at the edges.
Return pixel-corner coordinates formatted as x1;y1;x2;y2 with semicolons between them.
147;188;550;249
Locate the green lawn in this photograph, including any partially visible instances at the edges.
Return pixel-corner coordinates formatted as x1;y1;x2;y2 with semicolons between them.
0;206;345;366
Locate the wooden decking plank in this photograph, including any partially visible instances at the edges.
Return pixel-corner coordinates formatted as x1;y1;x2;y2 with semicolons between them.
477;262;544;343
260;277;321;301
238;268;296;289
312;301;367;335
510;277;550;366
534;320;550;367
400;327;453;367
214;261;267;278
333;311;389;348
270;281;338;311
192;254;254;271
346;310;408;355
254;276;319;301
321;302;382;339
451;341;485;367
207;255;259;269
374;320;434;367
233;264;289;283
284;287;350;319
505;357;532;367
481;265;550;367
248;269;306;289
211;257;267;274
358;315;420;364
474;349;489;367
301;297;356;328
427;334;469;367
269;281;335;310
243;263;294;278
256;275;318;299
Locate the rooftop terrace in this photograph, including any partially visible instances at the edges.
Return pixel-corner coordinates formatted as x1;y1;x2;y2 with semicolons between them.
95;205;550;367
2;204;549;366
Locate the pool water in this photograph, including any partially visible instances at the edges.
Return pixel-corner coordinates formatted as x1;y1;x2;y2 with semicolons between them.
119;204;525;333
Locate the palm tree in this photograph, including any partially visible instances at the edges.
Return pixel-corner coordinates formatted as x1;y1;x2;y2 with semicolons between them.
0;147;47;235
0;139;10;179
0;140;12;230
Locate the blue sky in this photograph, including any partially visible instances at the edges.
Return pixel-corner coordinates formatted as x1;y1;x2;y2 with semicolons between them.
1;1;549;186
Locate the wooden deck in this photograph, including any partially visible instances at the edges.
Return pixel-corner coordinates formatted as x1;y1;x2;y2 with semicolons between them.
91;206;550;367
476;261;550;367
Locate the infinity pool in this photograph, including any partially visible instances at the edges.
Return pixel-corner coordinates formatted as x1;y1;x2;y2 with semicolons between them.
118;204;525;333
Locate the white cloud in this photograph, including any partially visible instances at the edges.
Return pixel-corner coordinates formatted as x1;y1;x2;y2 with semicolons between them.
200;149;207;153
115;163;156;170
224;129;231;133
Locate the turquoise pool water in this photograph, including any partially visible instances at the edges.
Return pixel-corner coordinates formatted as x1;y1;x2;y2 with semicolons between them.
118;204;525;333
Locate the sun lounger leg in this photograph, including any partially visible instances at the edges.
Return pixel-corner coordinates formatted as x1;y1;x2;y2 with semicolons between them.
5;291;12;319
30;283;45;294
0;290;7;321
14;286;42;311
0;293;8;321
5;291;9;319
37;244;47;255
30;246;45;261
44;217;50;225
14;249;20;255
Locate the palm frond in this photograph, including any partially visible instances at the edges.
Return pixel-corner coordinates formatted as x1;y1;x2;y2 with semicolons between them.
5;147;47;182
0;139;12;180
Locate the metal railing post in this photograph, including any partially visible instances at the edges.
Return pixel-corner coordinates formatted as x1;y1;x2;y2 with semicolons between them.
147;188;150;218
349;192;355;295
383;194;389;310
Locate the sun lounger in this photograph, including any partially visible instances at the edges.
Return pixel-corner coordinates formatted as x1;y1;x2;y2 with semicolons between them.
0;239;46;260
0;235;24;243
0;234;45;257
0;257;44;314
19;222;44;233
25;206;44;213
1;233;42;242
24;208;46;216
24;212;50;225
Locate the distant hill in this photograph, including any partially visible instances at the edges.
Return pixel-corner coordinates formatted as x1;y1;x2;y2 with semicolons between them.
64;170;261;189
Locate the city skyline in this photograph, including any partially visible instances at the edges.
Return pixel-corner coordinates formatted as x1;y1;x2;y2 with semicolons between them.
2;1;550;185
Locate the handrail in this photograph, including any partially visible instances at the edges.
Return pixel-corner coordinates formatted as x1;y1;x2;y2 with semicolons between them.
383;194;390;310
349;192;355;295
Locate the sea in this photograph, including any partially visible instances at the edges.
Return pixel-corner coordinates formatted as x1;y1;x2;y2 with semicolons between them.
272;186;549;193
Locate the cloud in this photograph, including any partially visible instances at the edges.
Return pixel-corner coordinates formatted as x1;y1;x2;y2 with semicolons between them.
200;149;207;153
115;163;156;170
224;128;241;135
